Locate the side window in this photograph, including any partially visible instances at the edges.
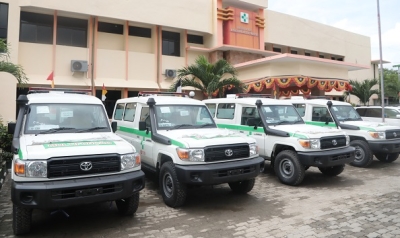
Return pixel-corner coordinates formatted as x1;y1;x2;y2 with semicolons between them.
385;109;399;119
123;103;137;122
216;103;235;119
113;103;125;120
241;107;259;125
140;107;150;127
293;103;306;117
206;103;216;117
356;108;366;116
311;107;332;122
365;108;381;118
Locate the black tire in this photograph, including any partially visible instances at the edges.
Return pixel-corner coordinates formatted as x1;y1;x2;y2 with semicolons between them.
274;150;305;186
228;178;255;194
318;164;345;176
375;152;399;163
115;192;140;216
159;161;187;208
350;140;373;167
13;204;32;235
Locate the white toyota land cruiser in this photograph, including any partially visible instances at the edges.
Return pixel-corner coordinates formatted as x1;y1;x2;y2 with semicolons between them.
287;97;400;167
8;88;145;235
203;95;355;186
112;92;264;208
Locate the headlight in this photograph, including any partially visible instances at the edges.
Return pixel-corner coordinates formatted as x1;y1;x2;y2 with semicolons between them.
369;131;385;139
176;148;205;162
249;143;258;156
345;135;350;145
298;139;320;149
121;153;141;170
14;159;47;177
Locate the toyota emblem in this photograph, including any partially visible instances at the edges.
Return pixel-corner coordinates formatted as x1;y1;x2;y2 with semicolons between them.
394;132;397;137
332;140;338;146
225;149;233;157
80;161;93;171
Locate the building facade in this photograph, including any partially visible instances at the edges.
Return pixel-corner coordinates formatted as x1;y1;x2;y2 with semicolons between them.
0;0;373;122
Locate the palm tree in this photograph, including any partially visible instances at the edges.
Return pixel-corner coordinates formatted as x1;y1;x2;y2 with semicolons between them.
348;79;379;105
0;39;28;84
170;55;244;98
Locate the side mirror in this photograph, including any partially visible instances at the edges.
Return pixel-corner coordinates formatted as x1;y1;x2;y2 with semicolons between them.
139;121;147;131
111;121;117;133
8;122;16;134
247;118;258;128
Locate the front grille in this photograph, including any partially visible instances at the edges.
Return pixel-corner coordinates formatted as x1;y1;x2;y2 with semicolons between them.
386;130;400;139
204;143;250;162
51;184;122;199
48;154;120;178
320;136;346;149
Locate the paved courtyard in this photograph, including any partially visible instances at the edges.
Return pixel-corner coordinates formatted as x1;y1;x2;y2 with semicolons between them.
1;160;400;238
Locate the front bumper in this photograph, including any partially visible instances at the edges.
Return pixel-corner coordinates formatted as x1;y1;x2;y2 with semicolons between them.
11;171;145;210
369;140;400;154
297;146;355;167
175;157;265;185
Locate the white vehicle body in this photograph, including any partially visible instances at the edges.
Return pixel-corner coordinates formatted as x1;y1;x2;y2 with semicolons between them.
112;94;264;208
203;97;355;186
355;106;400;126
9;89;145;235
287;98;400;167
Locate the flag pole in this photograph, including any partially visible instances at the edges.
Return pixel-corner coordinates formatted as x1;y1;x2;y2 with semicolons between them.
377;0;385;122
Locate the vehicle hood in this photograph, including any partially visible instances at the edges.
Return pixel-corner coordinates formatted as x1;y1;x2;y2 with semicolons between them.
273;124;344;138
341;121;400;131
20;133;134;160
157;128;254;148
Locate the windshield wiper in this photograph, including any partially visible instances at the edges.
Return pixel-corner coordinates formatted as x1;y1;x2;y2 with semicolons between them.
274;120;292;125
76;127;109;133
36;127;76;135
167;124;194;130
197;123;215;128
294;120;305;124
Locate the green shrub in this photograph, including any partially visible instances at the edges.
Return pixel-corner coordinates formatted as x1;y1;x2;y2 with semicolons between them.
0;117;13;162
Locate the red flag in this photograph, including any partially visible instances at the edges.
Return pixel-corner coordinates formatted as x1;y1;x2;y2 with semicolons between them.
47;71;54;88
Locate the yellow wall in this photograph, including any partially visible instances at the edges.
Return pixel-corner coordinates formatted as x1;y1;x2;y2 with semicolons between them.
0;73;17;123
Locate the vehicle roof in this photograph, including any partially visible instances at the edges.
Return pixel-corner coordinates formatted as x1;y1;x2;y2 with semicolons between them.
203;97;294;106
117;96;206;106
284;98;352;106
355;106;400;109
27;93;103;105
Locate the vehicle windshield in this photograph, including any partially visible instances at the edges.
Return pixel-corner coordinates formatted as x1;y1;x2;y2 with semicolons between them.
260;105;304;125
331;105;362;121
24;104;111;134
154;105;216;130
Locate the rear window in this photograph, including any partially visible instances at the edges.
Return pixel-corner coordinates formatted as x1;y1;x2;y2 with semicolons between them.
216;103;235;119
114;103;125;120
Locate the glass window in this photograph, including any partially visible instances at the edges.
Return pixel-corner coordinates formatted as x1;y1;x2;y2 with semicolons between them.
0;3;8;40
355;108;366;116
273;47;281;53
187;34;203;44
311;107;332;122
293;103;306;117
241;107;260;125
140;107;150;128
129;26;151;38
385;109;400;119
57;16;87;47
24;104;110;134
154;105;215;130
20;12;53;44
98;22;123;34
123;103;136;122
216;103;235;119
331;105;362;121
260;105;303;125
162;31;180;56
205;103;216;117
364;108;382;118
113;103;125;120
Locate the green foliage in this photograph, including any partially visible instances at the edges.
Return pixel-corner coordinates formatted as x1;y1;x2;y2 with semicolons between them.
0;39;29;84
348;79;379;105
380;68;400;103
0;118;13;162
169;55;244;98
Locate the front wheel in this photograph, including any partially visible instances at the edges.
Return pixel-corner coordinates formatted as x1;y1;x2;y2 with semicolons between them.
228;179;255;194
13;204;32;235
318;165;345;176
375;153;399;163
159;162;187;208
115;192;140;216
350;140;373;167
274;150;305;186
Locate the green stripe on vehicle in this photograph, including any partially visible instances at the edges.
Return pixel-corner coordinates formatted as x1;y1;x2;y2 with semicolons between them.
43;141;116;149
118;126;187;148
216;123;308;139
18;149;23;159
305;121;375;131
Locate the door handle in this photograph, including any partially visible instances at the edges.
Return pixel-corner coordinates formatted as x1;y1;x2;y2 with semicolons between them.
146;139;152;142
239;130;245;133
136;136;140;138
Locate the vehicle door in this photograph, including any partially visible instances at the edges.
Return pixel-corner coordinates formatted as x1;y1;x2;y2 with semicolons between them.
240;106;266;156
137;106;153;166
309;106;335;127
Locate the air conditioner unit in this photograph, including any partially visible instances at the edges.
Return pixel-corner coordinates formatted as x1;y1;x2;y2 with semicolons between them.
165;69;176;78
71;60;88;72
